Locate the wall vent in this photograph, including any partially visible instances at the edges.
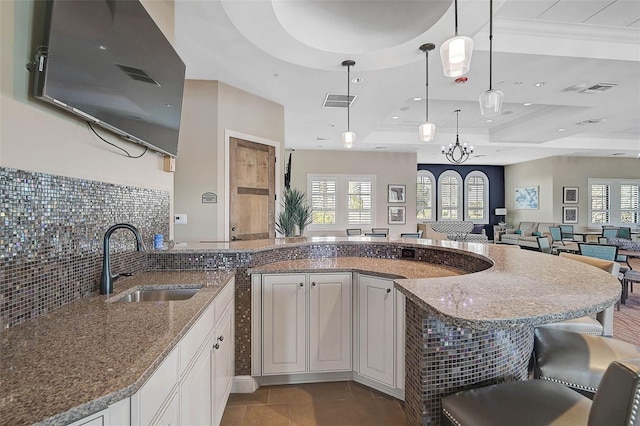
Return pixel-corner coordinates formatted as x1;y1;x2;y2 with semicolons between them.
322;93;356;108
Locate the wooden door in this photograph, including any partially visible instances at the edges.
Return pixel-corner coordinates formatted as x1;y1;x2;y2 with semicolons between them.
229;137;276;240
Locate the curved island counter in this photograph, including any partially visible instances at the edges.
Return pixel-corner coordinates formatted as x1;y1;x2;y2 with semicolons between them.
235;239;620;426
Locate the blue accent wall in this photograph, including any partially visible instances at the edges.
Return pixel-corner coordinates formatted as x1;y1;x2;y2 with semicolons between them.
418;164;505;240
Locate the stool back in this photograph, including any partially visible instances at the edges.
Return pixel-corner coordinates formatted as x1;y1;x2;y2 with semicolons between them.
588;358;640;426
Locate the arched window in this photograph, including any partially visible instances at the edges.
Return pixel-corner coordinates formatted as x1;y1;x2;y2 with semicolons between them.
464;171;489;223
438;171;462;220
417;170;436;221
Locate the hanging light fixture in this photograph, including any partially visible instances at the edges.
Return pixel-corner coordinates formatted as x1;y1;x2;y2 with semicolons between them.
479;0;503;116
440;0;473;78
341;60;356;149
442;109;473;164
419;43;436;142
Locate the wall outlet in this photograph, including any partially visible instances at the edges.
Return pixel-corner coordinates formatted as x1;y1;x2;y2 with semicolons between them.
174;214;188;225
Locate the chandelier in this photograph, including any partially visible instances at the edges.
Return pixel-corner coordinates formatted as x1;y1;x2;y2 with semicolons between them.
341;60;356;149
442;109;473;164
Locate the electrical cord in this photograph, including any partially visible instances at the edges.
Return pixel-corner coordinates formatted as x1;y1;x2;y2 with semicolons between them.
87;122;148;158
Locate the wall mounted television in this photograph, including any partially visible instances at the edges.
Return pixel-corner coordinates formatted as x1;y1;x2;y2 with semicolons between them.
32;0;186;157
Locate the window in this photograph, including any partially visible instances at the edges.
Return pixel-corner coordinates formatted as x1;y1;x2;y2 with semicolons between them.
310;177;337;225
589;179;640;227
464;171;489;223
308;174;375;229
417;170;435;221
438;171;462;220
347;180;372;224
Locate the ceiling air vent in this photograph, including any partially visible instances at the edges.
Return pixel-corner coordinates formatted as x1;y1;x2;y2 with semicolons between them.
581;82;618;93
576;118;604;125
116;64;161;86
322;93;356;108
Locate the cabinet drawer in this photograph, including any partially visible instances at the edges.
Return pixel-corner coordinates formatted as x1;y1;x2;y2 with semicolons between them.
214;278;235;324
180;301;215;375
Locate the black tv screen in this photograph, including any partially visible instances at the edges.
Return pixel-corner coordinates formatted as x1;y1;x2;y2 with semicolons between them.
33;0;186;157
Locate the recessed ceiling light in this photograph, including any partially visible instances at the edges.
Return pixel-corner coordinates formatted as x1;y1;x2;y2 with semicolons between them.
352;77;364;84
392;116;399;120
486;119;493;123
413;97;423;101
98;44;107;50
514;81;523;85
558;128;566;132
523;102;533;106
534;82;545;87
329;124;334;128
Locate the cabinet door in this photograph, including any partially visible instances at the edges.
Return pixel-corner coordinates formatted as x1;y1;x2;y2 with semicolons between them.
308;273;352;372
358;275;395;386
150;391;179;426
213;304;234;425
263;274;307;374
180;334;214;426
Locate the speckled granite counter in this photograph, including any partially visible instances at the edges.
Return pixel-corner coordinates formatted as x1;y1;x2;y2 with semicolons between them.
0;270;235;426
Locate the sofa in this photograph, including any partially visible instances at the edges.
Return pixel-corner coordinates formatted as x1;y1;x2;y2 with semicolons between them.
418;221;488;243
500;221;558;248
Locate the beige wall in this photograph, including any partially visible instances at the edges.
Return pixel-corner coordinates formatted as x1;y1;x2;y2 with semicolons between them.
505;156;638;230
289;150;418;237
173;81;285;242
1;0;175;225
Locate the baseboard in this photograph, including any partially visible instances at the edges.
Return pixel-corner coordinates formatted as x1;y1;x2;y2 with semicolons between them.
231;375;259;393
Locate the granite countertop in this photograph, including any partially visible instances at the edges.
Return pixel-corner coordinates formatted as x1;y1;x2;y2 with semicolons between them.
0;270;235;426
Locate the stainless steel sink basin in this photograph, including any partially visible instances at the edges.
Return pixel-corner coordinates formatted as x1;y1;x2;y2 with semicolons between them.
114;287;201;303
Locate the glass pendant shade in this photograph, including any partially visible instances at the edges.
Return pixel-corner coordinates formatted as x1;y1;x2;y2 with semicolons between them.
419;122;436;142
479;89;504;117
440;36;473;77
342;131;356;149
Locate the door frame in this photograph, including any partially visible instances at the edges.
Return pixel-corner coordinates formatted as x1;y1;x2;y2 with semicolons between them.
224;129;281;241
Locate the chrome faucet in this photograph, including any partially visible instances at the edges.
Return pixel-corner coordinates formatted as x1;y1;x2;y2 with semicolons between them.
100;223;145;295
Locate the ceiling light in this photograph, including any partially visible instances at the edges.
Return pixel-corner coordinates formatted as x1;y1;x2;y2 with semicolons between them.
479;0;503;117
534;82;545;87
558;128;566;132
392;116;399;120
523;102;533;106
351;77;363;84
486;119;493;123
341;60;356;149
413;97;423;101
442;109;473;164
419;43;436;142
440;0;473;77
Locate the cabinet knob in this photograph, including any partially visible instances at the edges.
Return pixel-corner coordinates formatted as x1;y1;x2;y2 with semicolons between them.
386;288;391;294
299;283;304;287
213;343;220;350
311;282;316;287
217;335;224;342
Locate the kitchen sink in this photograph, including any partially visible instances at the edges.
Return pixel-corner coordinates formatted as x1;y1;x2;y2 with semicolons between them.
113;287;201;303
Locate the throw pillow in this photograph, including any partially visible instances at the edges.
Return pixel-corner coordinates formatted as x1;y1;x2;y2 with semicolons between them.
532;231;542;236
514;230;522;235
471;224;484;234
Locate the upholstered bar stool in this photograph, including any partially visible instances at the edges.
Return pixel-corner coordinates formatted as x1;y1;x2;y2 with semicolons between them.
534;328;640;398
441;358;640;426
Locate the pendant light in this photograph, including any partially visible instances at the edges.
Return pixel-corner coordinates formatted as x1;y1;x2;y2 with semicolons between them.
479;0;503;116
440;0;473;78
442;109;473;164
341;60;356;149
419;43;436;142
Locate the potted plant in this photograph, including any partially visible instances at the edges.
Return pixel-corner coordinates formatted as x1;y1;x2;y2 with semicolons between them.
276;188;313;237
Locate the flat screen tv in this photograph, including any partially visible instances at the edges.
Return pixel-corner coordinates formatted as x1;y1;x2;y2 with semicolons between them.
32;0;186;157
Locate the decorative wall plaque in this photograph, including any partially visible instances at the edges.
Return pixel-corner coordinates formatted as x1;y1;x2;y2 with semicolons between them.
202;192;217;203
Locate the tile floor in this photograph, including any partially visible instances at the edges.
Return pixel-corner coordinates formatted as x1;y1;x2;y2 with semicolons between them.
220;381;407;426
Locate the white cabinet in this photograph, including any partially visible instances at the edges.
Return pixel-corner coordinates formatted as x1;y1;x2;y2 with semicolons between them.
67;395;130;426
261;273;351;375
132;278;235;426
355;274;405;398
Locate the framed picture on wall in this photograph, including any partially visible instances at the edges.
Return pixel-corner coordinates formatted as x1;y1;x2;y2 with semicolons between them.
388;184;406;203
515;186;539;209
563;206;579;224
563;186;579;204
388;206;406;225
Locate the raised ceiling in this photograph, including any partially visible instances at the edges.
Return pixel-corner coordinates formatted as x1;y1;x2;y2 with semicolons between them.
174;0;640;165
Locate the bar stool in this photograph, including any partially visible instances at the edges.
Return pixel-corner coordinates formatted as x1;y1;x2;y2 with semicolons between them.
623;270;640;304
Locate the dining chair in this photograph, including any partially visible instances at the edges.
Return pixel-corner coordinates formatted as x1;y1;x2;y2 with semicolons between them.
371;228;389;236
536;236;552;254
617;227;632;239
346;228;361;236
578;242;618;261
549;226;565;246
559;224;576;240
400;233;421;238
602;227;619;239
441;358;640;426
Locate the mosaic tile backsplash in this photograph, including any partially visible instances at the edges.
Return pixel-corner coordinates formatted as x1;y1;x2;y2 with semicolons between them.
0;167;170;329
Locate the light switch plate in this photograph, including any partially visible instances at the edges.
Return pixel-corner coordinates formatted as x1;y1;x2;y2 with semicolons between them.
174;214;188;225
